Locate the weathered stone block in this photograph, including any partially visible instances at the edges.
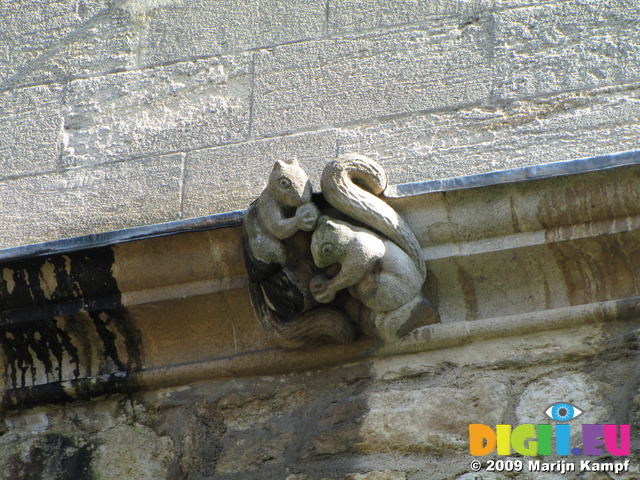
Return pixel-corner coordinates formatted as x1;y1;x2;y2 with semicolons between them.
215;430;294;475
516;373;610;427
348;473;406;480
0;432;94;480
0;154;182;248
92;424;174;480
0;0;136;90
182;130;337;217
313;397;367;455
328;0;481;34
328;0;554;35
0;85;63;180
287;474;406;480
175;402;225;478
337;84;640;184
494;0;640;99
359;377;507;453
218;385;309;431
252;19;492;137
371;325;611;379
62;55;252;168
137;0;326;66
454;473;511;480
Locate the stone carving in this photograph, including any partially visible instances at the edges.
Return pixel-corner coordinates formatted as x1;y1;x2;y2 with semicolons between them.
243;158;354;348
243;154;438;347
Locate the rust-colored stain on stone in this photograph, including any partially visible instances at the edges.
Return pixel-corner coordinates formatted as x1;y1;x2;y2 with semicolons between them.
538;171;640;305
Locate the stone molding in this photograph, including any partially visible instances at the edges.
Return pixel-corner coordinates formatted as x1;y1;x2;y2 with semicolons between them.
1;150;639;410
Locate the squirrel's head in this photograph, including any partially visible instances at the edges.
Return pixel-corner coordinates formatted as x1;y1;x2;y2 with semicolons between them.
268;158;312;207
311;216;349;268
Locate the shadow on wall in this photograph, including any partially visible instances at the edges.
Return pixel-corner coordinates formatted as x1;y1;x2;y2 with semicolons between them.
2;320;640;479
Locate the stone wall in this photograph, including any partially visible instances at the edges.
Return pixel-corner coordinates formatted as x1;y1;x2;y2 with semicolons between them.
2;1;640;480
1;0;639;248
1;321;639;480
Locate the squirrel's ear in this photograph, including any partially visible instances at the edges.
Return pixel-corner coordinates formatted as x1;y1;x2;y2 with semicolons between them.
273;160;284;170
317;216;337;229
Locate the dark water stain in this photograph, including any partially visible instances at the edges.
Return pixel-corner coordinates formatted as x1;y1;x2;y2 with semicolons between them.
457;265;478;321
0;247;143;407
8;433;93;480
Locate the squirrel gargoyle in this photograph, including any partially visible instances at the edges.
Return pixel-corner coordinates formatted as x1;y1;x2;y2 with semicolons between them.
242;154;439;348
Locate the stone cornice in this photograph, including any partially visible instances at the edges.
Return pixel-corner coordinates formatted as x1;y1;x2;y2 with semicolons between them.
1;150;639;410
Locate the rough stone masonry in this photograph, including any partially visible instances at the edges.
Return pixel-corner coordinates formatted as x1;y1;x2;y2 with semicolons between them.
1;1;640;479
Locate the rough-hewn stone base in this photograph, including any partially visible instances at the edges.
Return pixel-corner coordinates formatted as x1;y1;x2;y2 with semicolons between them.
1;319;638;480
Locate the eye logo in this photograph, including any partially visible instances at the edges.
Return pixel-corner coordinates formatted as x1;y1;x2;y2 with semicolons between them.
545;403;583;422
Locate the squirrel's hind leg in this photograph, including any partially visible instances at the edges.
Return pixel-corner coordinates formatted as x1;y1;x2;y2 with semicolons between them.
371;294;440;342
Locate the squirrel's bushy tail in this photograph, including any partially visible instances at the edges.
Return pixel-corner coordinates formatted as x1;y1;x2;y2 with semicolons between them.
248;281;354;348
321;153;426;281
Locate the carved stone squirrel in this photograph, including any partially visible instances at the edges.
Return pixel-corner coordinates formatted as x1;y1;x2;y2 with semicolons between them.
243;158;354;348
244;155;438;347
244;158;318;267
310;153;437;341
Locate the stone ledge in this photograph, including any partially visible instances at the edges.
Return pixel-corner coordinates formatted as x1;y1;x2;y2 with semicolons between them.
1;150;639;410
